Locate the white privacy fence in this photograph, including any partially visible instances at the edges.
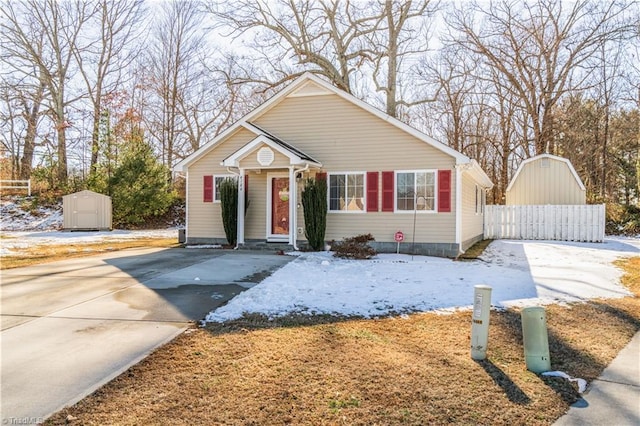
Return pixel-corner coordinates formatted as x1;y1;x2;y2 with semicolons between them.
484;204;605;242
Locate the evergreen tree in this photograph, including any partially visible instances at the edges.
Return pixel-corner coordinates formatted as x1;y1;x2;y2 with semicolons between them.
219;177;238;245
108;130;175;227
301;176;327;250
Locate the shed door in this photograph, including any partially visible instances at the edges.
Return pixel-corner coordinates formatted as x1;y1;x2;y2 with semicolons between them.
76;195;98;228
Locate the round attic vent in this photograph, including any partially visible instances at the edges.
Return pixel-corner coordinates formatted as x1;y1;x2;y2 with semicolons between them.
257;147;274;166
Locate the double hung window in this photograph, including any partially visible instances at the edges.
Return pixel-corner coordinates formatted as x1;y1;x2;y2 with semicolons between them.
395;171;435;211
329;173;365;212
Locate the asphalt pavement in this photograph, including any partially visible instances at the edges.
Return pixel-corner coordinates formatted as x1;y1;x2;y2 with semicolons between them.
0;247;293;422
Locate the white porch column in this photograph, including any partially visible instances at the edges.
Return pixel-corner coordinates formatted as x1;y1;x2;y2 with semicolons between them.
237;169;245;246
288;166;295;246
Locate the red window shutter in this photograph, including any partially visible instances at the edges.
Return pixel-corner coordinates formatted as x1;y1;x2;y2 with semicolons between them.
381;171;394;212
438;170;452;212
366;172;379;212
316;172;327;181
203;175;213;202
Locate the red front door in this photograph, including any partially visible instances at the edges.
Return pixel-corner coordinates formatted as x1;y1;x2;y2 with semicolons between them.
271;177;289;236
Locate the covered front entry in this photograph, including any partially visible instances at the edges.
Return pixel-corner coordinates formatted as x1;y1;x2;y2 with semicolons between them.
268;174;290;241
221;122;322;248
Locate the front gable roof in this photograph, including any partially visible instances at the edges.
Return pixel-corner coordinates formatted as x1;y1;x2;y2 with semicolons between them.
174;72;489;184
506;153;586;192
222;124;322;168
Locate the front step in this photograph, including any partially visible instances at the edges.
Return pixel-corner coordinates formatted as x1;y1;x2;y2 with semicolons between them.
236;242;295;252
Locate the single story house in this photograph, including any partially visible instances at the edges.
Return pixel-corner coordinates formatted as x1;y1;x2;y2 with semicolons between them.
506;154;586;205
174;72;493;257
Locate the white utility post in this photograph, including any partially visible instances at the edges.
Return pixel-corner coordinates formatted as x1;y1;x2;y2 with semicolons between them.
471;285;492;360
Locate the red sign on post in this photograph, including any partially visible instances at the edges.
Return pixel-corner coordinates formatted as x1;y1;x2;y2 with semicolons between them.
394;231;404;242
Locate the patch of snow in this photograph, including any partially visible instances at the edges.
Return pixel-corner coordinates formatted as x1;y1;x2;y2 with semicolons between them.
205;238;640;322
0;229;178;256
0;199;63;231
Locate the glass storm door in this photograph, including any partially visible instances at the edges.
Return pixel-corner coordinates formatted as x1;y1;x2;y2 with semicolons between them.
270;177;290;238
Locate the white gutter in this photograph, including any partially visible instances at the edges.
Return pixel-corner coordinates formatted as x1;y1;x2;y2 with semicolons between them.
455;163;470;256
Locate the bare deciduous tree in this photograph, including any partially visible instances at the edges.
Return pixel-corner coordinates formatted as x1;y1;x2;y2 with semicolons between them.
145;0;206;170
208;0;381;94
1;0;97;184
447;0;634;156
367;0;439;117
74;0;145;178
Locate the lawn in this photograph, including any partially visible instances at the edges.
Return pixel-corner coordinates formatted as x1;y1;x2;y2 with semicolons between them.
44;257;640;425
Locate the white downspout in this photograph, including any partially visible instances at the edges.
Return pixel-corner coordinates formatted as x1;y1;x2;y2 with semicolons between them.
290;164;310;251
455;164;464;256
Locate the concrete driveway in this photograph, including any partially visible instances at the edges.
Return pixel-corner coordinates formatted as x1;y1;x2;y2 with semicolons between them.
0;247;293;422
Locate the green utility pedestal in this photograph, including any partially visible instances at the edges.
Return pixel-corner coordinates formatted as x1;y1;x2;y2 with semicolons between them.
521;307;551;373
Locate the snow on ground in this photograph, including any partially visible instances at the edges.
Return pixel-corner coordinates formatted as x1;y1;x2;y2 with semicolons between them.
0;229;178;256
1;197;180;256
0;199;63;231
205;237;640;322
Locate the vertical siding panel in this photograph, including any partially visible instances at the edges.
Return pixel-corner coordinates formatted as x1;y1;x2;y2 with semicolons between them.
506;156;586;205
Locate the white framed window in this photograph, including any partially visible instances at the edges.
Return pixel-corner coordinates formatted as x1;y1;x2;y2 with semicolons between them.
395;170;436;212
328;172;365;212
213;174;237;202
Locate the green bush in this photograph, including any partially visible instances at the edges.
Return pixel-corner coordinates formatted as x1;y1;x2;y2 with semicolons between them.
331;233;377;259
606;203;640;235
108;141;175;227
219;178;238;246
301;177;327;250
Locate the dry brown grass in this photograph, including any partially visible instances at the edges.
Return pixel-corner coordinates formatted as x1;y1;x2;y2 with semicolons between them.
0;238;179;269
45;257;640;425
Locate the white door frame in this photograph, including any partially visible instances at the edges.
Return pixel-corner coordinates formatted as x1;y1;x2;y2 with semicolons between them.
266;172;291;242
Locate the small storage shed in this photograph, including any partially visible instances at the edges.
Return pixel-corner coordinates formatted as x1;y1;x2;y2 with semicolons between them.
63;190;112;230
506;154;586;205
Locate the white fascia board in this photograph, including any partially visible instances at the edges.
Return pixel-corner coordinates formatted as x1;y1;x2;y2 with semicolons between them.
222;135;318;168
175;71;483;174
173;124;247;172
466;160;494;189
173;74;320;172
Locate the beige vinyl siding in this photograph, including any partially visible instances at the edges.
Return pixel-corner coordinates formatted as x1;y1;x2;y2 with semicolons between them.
460;173;484;249
254;94;454;170
187;127;259;239
323;175;455;244
254;94;457;244
244;172;267;239
506;157;586;205
186;92;468;245
239;144;292;169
